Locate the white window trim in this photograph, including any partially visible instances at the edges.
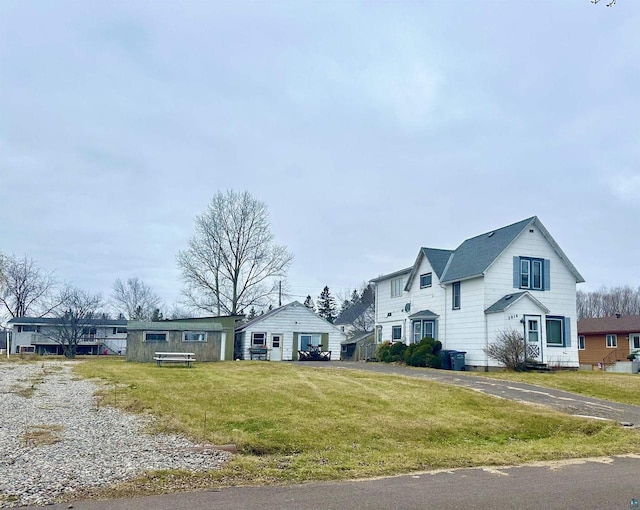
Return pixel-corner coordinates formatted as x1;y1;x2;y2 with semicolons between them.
143;331;169;342
631;333;640;350
420;273;432;289
578;335;585;350
391;325;402;341
606;334;617;348
252;332;267;347
390;277;403;298
545;317;564;346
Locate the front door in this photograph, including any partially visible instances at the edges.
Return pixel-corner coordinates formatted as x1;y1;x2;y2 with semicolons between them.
525;316;542;362
271;334;282;361
630;333;640;355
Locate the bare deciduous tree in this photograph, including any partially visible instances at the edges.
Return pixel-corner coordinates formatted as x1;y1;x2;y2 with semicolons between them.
177;190;293;315
0;253;59;322
483;329;528;371
111;277;162;320
43;286;103;359
577;286;640;319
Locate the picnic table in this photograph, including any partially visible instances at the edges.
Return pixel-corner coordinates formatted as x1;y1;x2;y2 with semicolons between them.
153;352;196;367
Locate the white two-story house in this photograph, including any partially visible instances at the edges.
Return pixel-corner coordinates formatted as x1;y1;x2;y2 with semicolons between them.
371;217;584;369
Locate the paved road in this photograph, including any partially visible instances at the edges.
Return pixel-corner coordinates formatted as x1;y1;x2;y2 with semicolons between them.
317;361;640;426
26;454;640;510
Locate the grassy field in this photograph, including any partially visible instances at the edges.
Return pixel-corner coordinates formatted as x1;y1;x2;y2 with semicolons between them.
462;369;640;406
69;358;640;496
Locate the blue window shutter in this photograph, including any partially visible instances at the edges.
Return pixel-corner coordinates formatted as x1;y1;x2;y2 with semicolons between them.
513;257;520;288
563;317;571;347
543;259;550;290
434;320;438;341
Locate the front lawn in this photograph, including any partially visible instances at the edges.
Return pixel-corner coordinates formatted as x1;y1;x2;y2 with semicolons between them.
73;359;640;497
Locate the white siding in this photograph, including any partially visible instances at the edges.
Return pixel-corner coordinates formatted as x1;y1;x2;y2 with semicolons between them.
372;219;581;369
485;226;579;367
374;271;411;343
240;302;346;361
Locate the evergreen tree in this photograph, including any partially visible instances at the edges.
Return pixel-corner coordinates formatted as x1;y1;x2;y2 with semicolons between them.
317;286;337;323
350;289;360;305
340;299;351;314
247;306;257;320
303;295;315;311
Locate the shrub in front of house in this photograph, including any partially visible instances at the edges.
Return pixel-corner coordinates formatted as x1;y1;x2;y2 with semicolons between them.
404;337;442;368
376;341;407;363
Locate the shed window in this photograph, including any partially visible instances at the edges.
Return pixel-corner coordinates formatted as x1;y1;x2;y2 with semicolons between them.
252;332;266;347
183;331;207;342
144;332;168;342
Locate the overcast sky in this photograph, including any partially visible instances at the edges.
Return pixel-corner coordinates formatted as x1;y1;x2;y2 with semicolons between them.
1;0;639;313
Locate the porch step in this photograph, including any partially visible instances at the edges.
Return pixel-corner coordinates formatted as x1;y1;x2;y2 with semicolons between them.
525;361;550;372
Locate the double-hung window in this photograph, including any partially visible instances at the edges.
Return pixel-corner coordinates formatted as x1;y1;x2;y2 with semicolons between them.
252;332;266;347
521;258;543;290
390;278;403;298
452;282;461;310
578;335;585;350
420;273;432;288
392;326;402;341
606;334;617;348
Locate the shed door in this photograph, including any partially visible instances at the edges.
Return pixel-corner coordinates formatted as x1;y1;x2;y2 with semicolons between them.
271;334;282;361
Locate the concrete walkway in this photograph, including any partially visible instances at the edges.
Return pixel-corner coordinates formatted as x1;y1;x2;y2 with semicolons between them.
308;361;640;426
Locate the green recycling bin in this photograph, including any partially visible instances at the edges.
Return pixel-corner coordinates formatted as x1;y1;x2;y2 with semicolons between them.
450;351;466;371
439;349;455;370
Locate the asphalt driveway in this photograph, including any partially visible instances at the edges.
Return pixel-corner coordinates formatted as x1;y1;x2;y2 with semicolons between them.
307;361;640;426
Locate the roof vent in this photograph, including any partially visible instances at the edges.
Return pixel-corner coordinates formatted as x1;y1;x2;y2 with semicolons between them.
616;313;622;319
505;294;513;301
487;231;495;238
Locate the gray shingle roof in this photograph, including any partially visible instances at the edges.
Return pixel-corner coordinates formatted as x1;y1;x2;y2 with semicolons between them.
408;309;439;320
485;292;549;314
440;217;535;283
578;315;640;334
422;248;454;279
334;301;372;325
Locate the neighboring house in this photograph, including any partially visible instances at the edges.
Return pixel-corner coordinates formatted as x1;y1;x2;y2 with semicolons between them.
235;301;347;361
334;299;375;338
126;318;229;363
577;315;640;369
371;216;584;370
340;330;375;361
7;317;128;355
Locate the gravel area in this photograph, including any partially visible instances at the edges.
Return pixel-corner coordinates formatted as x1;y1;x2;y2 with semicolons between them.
0;361;231;508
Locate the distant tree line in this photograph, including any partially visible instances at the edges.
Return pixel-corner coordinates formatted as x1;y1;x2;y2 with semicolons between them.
577;286;640;319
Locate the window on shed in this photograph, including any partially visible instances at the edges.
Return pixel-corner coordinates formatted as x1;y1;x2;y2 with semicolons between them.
252;332;266;347
578;335;585;350
183;331;207;342
144;332;168;342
